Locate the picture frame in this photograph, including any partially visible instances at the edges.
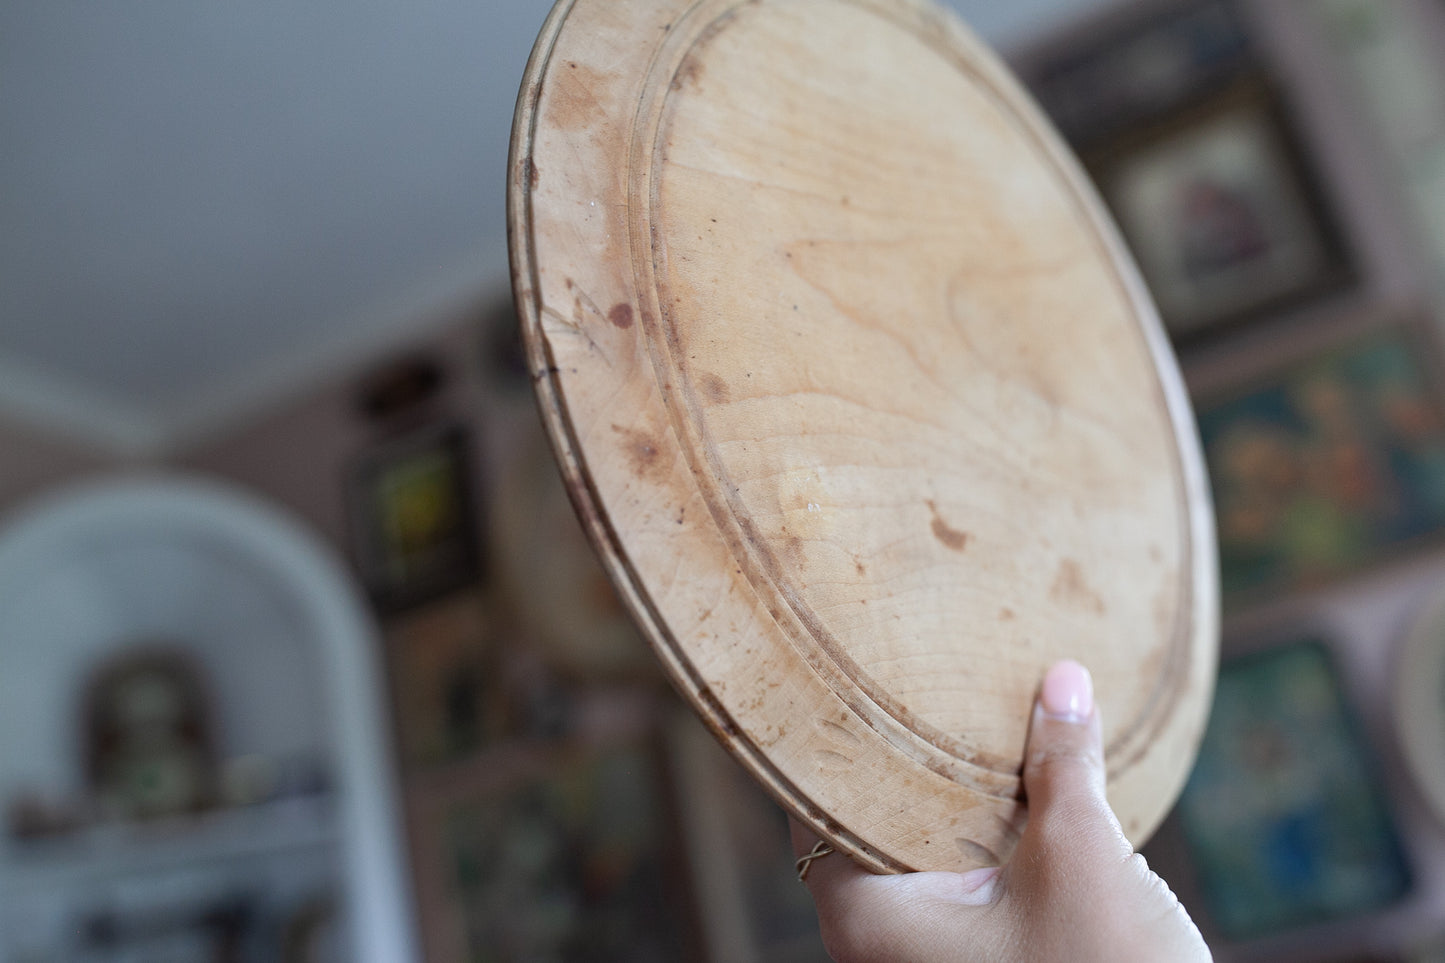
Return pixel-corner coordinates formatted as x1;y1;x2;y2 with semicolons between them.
489;426;656;681
1087;79;1352;340
1176;638;1412;941
346;421;482;614
383;591;504;772
1193;315;1445;608
1022;0;1255;148
405;741;697;963
667;715;829;963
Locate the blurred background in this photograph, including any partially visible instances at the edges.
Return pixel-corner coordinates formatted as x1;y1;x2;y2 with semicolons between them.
2;0;1444;960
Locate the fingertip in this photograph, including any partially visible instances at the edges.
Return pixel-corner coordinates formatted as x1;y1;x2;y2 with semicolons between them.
1039;659;1093;723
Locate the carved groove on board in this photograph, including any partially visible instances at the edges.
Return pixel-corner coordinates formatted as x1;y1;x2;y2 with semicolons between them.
627;0;1194;784
624;0;1025;797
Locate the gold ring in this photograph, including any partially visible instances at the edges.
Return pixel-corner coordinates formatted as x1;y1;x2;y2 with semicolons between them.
796;840;835;883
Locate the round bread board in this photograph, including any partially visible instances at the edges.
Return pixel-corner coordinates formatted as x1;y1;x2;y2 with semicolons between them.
508;0;1219;873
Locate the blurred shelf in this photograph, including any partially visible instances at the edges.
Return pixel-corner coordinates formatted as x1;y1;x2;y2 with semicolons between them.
0;795;338;889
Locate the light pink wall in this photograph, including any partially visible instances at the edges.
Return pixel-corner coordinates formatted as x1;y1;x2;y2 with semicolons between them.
178;369;371;552
177;298;512;568
0;416;117;515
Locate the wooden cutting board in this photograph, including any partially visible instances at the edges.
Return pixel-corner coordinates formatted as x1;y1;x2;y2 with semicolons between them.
508;0;1219;874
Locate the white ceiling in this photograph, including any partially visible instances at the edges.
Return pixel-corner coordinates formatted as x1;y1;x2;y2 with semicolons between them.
0;0;1111;457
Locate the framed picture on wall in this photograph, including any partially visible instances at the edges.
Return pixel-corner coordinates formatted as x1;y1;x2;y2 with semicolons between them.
347;422;482;613
1088;80;1351;341
1023;0;1256;147
489;428;656;681
384;591;504;771
1195;315;1445;607
668;715;829;963
1176;638;1412;941
407;742;697;963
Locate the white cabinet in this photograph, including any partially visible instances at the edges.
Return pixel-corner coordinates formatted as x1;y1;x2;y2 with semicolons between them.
0;477;417;962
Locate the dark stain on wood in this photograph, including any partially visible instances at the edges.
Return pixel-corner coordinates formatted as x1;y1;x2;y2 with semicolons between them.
671;53;705;91
927;500;969;552
1050;558;1105;614
607;302;634;329
697;371;730;403
612;424;663;480
548;61;610;133
669;10;737;91
782;535;805;568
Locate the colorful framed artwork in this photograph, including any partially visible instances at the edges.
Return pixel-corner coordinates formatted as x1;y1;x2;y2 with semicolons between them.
347;422;482;613
385;591;504;771
1196;318;1445;607
489;428;656;681
1176;639;1411;941
385;589;596;770
668;716;829;963
1023;0;1255;147
1395;584;1445;830
410;743;696;963
1088;80;1351;340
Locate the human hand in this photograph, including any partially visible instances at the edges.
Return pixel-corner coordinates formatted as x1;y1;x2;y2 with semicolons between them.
791;660;1211;963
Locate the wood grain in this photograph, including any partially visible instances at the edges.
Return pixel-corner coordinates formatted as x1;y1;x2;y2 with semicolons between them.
509;0;1219;873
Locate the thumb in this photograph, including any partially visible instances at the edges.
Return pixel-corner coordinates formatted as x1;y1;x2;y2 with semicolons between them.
996;667;1214;963
1013;661;1132;873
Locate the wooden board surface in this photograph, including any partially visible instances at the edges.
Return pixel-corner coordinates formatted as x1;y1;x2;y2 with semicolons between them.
508;0;1219;873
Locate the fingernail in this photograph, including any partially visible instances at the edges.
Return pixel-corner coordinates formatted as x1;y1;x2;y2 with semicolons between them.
1040;659;1093;723
957;866;1000;904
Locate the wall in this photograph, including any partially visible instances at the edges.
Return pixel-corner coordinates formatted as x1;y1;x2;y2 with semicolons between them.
0;414;118;517
177;293;513;563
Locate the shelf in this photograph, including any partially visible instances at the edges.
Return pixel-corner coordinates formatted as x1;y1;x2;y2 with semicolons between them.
0;795;339;889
